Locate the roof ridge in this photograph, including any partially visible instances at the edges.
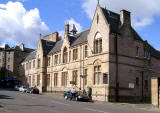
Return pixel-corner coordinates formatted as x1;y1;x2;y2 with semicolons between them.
74;29;90;37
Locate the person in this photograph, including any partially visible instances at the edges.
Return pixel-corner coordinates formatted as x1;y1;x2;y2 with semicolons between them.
87;87;92;100
71;88;77;100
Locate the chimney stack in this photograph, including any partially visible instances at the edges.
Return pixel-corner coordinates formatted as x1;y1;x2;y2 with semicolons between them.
65;21;69;35
20;43;24;51
120;9;131;26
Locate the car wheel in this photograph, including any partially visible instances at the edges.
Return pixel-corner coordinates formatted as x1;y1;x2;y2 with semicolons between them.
64;96;68;100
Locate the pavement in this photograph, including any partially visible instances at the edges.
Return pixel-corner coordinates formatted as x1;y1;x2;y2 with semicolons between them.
0;88;159;113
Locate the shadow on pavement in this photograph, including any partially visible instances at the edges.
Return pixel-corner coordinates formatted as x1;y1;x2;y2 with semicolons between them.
0;105;3;108
0;95;14;99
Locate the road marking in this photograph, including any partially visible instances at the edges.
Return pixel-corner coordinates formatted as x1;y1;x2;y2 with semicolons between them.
52;101;72;106
84;107;109;113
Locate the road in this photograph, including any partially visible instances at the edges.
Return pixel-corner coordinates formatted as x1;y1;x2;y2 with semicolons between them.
0;89;159;113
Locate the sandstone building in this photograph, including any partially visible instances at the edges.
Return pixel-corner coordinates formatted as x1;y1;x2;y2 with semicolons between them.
21;3;160;102
0;44;33;81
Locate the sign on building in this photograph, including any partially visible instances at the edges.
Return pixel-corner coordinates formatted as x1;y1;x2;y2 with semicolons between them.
70;81;76;85
103;73;108;84
129;83;134;88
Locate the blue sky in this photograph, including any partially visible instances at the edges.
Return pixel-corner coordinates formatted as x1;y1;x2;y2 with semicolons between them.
0;0;160;50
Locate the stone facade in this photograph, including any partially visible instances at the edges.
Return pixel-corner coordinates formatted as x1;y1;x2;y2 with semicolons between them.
21;4;160;102
0;44;33;81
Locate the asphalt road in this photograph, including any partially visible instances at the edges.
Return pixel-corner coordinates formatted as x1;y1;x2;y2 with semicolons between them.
0;89;159;113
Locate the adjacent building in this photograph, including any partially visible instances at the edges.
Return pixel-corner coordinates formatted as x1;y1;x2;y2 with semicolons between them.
0;44;33;81
21;3;160;102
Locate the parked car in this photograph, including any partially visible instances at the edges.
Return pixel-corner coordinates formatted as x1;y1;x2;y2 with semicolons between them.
26;87;39;94
64;90;90;102
14;85;20;91
26;87;33;93
19;86;27;92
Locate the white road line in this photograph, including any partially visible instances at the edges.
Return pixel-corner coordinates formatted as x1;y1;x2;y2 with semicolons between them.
52;101;72;106
84;107;109;113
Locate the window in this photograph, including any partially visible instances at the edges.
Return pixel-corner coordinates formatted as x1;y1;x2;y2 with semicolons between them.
8;58;10;62
26;63;28;70
8;65;10;70
136;77;139;86
33;60;35;68
63;47;68;63
72;70;78;85
37;75;40;86
94;33;102;54
54;55;58;65
136;46;139;57
97;14;99;24
32;75;35;86
73;48;78;61
94;66;101;85
144;48;150;59
54;73;58;86
48;57;50;66
84;46;88;58
84;69;87;86
37;59;40;68
59;54;61;64
28;76;31;86
47;74;50;86
29;62;31;69
62;72;68;86
69;51;71;62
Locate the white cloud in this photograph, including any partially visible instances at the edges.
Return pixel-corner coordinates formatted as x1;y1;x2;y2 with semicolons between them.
82;0;160;28
0;42;5;48
0;1;50;48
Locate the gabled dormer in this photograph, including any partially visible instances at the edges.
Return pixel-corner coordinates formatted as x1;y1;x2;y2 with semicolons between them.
88;3;111;55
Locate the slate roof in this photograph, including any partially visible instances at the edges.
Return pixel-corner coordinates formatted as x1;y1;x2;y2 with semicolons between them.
150;46;160;59
48;40;63;55
23;51;37;62
102;7;160;58
41;39;56;56
70;29;90;46
48;29;89;55
101;8;120;34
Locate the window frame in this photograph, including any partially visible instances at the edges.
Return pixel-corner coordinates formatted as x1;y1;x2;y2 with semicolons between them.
94;65;101;85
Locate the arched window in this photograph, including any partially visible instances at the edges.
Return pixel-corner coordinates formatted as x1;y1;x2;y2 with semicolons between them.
63;47;68;63
94;32;102;54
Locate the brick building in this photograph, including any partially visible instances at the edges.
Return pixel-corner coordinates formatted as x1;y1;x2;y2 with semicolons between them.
21;3;160;102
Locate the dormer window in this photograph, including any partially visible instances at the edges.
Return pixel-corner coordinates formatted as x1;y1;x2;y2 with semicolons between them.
94;32;102;54
63;47;68;63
